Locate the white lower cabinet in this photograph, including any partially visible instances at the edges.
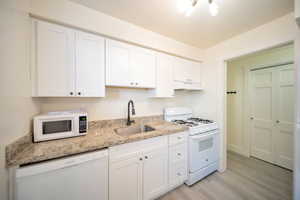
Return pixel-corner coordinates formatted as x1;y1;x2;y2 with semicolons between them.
109;132;188;200
143;147;169;200
109;155;143;200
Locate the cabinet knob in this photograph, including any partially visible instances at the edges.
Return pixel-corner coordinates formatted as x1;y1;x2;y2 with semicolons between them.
139;158;143;161
135;83;138;85
250;117;254;120
130;82;134;85
177;136;182;140
145;156;148;159
276;120;280;123
70;92;73;95
177;172;181;176
177;153;181;156
205;159;209;162
78;92;81;95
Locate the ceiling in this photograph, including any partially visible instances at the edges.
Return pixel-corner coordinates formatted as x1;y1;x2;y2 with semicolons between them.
70;0;294;49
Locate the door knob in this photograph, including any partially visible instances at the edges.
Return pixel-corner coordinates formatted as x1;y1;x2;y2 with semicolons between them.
250;117;254;120
276;120;280;123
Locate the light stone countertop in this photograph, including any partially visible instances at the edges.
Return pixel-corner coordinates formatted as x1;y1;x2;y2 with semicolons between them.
6;116;188;167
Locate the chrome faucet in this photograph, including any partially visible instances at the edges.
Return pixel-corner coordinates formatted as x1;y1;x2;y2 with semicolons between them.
127;100;136;126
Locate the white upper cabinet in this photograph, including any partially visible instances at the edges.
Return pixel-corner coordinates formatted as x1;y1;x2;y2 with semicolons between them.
75;32;105;97
130;46;156;88
32;19;105;97
106;39;156;88
173;57;202;90
150;53;174;98
32;20;75;97
106;40;131;87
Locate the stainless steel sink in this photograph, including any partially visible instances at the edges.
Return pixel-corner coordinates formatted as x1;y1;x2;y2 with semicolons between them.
114;125;155;137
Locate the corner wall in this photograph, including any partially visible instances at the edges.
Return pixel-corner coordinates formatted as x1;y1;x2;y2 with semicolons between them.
0;1;40;200
227;44;294;156
199;13;297;171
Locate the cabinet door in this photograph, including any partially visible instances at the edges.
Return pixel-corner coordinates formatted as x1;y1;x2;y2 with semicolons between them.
109;156;143;200
130;46;156;88
33;20;75;97
143;147;168;200
188;61;201;83
152;54;174;97
75;32;105;97
106;40;130;87
173;57;187;82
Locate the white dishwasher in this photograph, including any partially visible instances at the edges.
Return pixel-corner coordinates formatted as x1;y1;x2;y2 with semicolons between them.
15;149;108;200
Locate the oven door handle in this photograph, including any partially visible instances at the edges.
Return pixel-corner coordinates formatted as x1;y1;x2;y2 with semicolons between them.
190;131;218;141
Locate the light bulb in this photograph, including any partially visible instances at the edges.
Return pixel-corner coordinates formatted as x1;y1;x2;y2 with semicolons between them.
177;0;192;13
209;1;219;16
185;6;195;16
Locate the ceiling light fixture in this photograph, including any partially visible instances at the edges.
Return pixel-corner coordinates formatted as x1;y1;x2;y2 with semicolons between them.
177;0;198;16
177;0;219;17
209;0;219;16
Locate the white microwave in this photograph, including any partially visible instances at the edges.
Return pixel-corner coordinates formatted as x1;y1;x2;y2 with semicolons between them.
33;111;88;142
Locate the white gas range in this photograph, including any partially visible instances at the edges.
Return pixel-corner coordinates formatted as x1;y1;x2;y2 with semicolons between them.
164;107;220;186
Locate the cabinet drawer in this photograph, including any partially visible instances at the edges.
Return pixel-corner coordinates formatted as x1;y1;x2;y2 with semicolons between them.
169;132;187;146
169;163;187;188
169;143;187;164
109;136;168;162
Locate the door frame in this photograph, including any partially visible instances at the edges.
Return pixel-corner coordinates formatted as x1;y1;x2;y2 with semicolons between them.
219;40;296;172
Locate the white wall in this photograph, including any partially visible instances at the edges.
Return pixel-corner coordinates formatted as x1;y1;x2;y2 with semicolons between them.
200;13;297;171
227;44;294;156
0;0;40;200
40;89;193;121
29;0;203;61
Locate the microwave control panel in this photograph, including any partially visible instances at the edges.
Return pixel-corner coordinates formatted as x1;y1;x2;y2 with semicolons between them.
79;116;87;133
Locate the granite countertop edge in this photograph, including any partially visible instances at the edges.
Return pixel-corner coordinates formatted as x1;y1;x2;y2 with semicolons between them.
6;118;188;168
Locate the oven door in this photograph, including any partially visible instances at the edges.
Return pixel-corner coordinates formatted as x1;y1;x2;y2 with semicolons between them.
188;130;219;173
34;116;76;142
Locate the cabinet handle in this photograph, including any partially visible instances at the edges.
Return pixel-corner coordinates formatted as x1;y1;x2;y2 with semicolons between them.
145;156;148;159
78;92;81;96
177;136;182;140
70;92;74;95
130;82;134;85
205;159;209;162
276;120;280;123
177;153;181;156
139;158;143;161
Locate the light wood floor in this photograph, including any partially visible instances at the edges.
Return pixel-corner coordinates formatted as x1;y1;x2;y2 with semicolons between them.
158;152;293;200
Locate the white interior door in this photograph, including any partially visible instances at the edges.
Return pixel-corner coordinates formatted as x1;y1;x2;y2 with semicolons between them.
274;64;295;169
250;64;295;169
250;68;275;163
76;31;105;97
